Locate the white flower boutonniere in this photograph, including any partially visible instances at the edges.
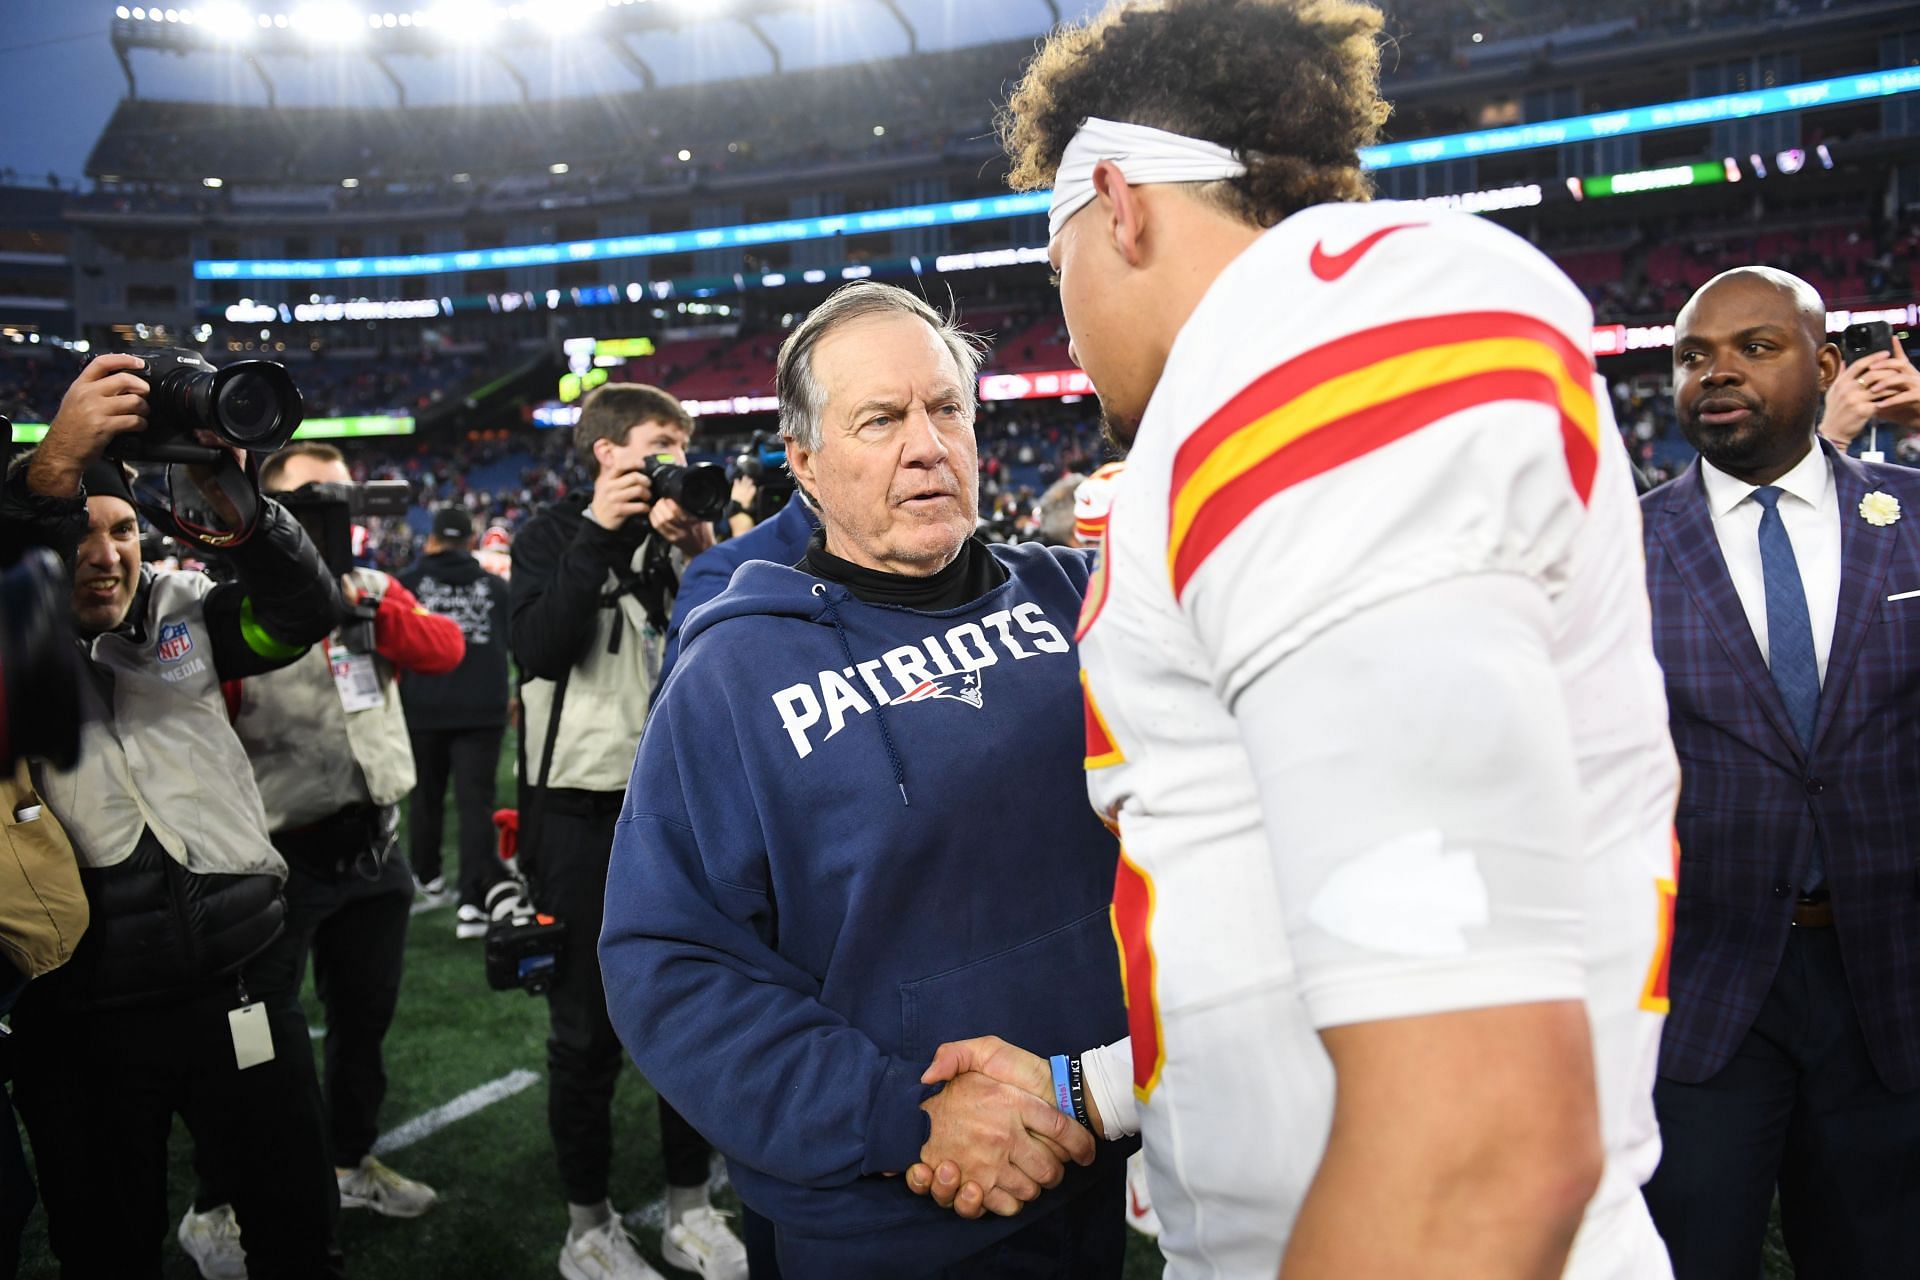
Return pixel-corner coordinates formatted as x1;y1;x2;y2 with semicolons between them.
1860;491;1902;527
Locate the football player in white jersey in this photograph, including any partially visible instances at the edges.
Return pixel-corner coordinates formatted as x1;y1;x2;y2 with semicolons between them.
905;2;1681;1277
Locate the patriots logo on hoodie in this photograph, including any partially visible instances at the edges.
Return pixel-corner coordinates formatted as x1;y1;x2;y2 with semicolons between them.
888;670;984;710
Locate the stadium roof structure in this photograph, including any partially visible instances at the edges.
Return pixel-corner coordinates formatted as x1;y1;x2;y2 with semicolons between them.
106;0;1075;106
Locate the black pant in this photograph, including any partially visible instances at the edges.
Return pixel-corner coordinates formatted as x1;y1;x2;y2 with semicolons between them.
409;726;505;906
766;1164;1125;1279
10;928;344;1280
528;792;712;1204
1643;926;1920;1280
198;824;414;1186
0;961;33;1280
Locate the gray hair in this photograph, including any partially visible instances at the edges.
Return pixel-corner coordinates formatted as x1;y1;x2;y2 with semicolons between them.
775;282;988;451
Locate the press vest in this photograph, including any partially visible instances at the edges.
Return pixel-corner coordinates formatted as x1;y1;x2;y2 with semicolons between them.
236;635;417;832
519;544;678;794
35;569;286;880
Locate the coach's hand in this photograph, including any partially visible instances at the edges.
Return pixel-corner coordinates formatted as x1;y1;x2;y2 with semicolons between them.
28;353;150;498
909;1037;1095;1219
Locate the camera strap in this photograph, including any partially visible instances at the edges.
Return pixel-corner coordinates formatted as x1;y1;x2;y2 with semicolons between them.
516;667;571;903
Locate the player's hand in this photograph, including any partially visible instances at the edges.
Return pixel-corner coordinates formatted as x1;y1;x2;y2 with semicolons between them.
908;1036;1095;1218
915;1067;1086;1220
650;495;715;558
29;354;150;497
589;466;653;532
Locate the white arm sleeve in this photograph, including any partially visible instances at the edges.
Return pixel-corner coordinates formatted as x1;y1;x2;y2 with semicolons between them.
1232;573;1588;1030
1079;1039;1139;1140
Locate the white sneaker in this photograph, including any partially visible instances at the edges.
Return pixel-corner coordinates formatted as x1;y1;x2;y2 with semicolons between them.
337;1155;439;1218
558;1218;664;1280
177;1204;248;1280
1125;1149;1161;1237
662;1206;748;1280
455;903;489;939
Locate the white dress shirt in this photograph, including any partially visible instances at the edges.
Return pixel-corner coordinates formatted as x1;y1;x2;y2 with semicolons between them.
1699;440;1842;685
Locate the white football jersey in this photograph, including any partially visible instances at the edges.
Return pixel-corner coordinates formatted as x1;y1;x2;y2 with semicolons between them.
1078;201;1679;1278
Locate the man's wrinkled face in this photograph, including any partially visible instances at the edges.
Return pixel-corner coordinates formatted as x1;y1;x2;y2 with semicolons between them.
596;419;689;479
788;312;979;575
1052;205;1150;448
1673;274;1838;477
72;494;141;635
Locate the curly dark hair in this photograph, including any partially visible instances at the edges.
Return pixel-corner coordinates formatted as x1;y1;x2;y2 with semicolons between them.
1000;0;1391;228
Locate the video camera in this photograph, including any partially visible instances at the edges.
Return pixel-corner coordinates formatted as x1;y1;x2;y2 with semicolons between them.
482;878;569;996
640;454;729;523
0;549;84;772
106;348;303;465
729;431;795;524
274;479;413;651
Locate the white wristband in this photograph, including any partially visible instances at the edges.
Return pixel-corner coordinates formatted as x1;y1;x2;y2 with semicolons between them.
1080;1038;1140;1140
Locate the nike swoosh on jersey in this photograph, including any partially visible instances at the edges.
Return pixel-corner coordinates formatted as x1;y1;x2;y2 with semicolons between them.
1307;223;1422;281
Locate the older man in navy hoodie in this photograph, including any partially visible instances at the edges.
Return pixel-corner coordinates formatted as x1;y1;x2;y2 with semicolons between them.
601;282;1130;1279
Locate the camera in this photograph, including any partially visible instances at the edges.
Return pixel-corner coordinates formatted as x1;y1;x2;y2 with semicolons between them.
482;878;569;996
640;454;729;523
107;348;304;464
273;479;414;652
729;431;795;524
0;549;85;771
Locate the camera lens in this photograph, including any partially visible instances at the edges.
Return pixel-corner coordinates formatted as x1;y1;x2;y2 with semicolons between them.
215;370;283;444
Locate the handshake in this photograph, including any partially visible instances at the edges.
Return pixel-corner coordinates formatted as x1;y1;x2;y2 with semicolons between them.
903;1036;1102;1220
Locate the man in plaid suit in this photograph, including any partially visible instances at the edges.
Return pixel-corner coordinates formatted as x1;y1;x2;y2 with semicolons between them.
1639;266;1920;1279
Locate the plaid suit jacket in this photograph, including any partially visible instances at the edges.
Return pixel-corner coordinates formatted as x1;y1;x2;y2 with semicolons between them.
1642;441;1920;1090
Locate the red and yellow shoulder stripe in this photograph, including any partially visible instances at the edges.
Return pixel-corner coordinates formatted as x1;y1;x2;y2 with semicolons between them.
1167;310;1599;599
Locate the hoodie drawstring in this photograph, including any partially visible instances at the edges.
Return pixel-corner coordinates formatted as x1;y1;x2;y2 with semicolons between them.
813;583;911;808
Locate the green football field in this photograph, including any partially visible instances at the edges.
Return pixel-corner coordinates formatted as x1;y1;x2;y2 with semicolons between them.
14;731;1795;1279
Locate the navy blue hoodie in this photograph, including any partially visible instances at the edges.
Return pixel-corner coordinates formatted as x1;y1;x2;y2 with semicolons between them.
600;542;1128;1277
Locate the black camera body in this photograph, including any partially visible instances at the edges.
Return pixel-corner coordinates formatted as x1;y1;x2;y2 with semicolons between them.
640;454;729;523
107;348;304;464
482;880;569;996
273;479;413;652
730;432;795;524
0;548;84;771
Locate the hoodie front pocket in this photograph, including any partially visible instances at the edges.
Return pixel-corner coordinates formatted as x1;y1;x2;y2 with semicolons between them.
898;907;1125;1072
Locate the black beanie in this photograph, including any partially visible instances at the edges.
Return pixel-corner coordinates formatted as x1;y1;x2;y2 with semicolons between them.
80;459;136;509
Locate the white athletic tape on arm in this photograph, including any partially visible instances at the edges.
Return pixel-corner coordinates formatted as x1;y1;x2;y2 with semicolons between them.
1048;117;1249;242
1081;1039;1141;1140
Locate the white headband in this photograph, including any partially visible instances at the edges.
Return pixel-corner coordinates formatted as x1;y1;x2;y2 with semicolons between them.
1047;117;1249;242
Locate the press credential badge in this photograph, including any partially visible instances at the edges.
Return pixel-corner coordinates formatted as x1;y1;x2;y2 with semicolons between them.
329;643;384;714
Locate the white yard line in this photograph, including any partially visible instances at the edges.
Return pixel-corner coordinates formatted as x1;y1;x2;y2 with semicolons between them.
371;1069;541;1157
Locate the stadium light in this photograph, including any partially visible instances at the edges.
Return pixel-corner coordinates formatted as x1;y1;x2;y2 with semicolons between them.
529;0;602;33
197;2;254;39
291;3;365;42
549;162;569;174
202;176;224;187
676;149;691;161
116;5;130;16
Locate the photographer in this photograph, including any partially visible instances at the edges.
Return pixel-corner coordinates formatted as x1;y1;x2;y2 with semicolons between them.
510;383;745;1280
179;442;466;1276
4;353;346;1278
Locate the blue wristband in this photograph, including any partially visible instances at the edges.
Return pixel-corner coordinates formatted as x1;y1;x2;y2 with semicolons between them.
1049;1054;1074;1120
